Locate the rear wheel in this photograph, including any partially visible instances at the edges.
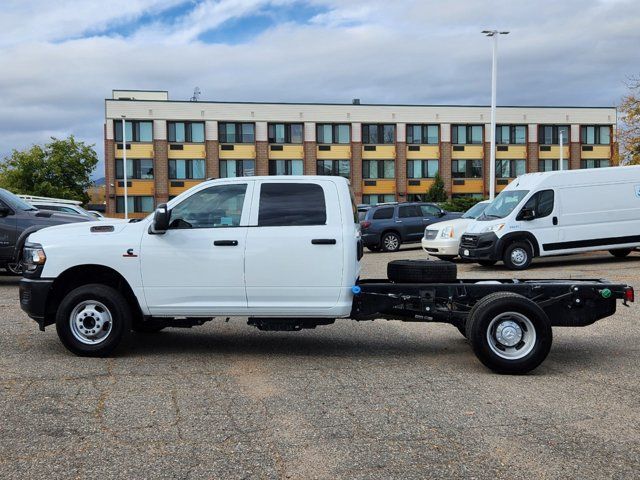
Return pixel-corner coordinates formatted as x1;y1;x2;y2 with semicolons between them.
387;259;457;283
55;284;132;357
609;248;632;258
381;232;401;252
503;242;533;270
466;292;552;374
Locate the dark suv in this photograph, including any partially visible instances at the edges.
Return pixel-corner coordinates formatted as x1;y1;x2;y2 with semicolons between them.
360;202;462;252
0;188;90;274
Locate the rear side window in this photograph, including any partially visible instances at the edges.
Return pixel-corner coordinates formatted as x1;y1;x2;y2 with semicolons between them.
398;205;421;218
524;189;554;218
372;207;394;220
258;183;326;226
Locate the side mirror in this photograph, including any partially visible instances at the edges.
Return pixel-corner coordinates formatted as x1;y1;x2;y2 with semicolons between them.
519;208;536;221
150;204;170;234
0;206;10;218
439;209;446;217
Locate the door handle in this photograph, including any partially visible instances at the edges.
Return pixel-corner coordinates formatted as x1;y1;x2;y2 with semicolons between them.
311;239;336;245
214;240;238;246
552;216;558;226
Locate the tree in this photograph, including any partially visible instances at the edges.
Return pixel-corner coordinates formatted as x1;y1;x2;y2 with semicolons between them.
0;136;98;204
619;77;640;165
425;172;447;202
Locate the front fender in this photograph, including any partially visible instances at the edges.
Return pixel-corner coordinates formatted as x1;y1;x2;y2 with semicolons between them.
13;226;43;262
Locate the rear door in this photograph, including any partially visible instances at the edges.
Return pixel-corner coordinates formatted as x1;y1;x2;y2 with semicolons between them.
244;180;343;313
397;204;424;240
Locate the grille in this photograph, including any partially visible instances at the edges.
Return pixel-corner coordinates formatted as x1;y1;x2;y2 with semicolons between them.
424;229;438;240
460;235;479;248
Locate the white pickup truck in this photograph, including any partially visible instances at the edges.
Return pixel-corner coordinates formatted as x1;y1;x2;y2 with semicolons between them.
19;176;634;374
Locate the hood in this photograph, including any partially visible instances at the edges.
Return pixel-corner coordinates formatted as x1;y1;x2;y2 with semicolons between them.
27;218;139;244
464;219;505;234
32;210;92;225
425;217;475;239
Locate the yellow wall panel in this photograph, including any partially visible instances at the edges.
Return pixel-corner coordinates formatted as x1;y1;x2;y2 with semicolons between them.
169;180;203;196
115;143;154;158
406;146;439;159
362;145;396;159
268;145;304;159
451;145;483;159
317;145;351;159
168;144;206;159
362;179;396;194
110;212;147;219
580;145;611;159
451;179;484;194
219;145;256;159
496;146;527;159
114;180;154;195
539;146;569;159
407;179;435;194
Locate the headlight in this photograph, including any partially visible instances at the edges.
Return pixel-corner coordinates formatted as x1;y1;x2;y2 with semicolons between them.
23;243;46;272
482;223;505;233
440;226;454;238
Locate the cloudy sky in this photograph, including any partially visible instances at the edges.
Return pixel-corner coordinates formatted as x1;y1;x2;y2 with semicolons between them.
1;0;639;177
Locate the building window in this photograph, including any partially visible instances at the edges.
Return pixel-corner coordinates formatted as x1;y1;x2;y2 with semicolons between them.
363;160;395;179
168;122;205;143
114;121;153;142
538;159;569;172
581;126;610;145
268;123;303;144
406;125;439;144
269;160;304;175
496;159;526;178
407;160;439;178
116;196;154;213
452;160;482;178
496;125;526;144
452;125;483;145
317;160;350;178
452;193;483;200
581;159;610;169
362;124;395;144
362;194;395;205
218;123;255;143
115;159;154;179
539;125;570;145
169;159;206;179
317;124;350;144
170;184;247;229
220;160;255;177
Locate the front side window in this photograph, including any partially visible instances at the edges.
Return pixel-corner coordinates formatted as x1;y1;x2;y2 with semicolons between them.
317;160;350;178
362;124;395;144
169;159;206;179
452;125;483;145
420;204;441;216
496;159;526;178
407;159;438;179
317;124;350;144
269;160;303;175
268;123;303;144
522;189;554;218
407;125;439;144
581;125;610;145
220;160;255;178
116;159;154;179
169;183;247;229
115;121;153;142
496;125;526;144
452;160;482;178
539;125;570;145
219;123;255;143
168;122;205;143
116;195;154;213
363;160;395;179
258;183;326;226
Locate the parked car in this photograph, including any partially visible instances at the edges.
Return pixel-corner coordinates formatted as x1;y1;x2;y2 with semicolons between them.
360;202;462;252
460;165;640;270
0;189;90;274
422;200;491;260
87;210;105;219
25;200;97;220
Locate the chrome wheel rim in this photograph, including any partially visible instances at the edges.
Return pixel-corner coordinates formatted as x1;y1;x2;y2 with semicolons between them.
510;248;528;267
486;312;536;360
6;261;23;275
384;235;399;250
69;300;113;345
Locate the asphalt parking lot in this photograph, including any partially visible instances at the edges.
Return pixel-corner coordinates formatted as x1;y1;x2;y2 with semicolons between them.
1;249;639;479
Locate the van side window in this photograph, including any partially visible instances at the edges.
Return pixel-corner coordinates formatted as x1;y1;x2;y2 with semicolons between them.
523;189;554;218
258;183;326;226
399;205;422;218
169;183;247;229
372;207;394;220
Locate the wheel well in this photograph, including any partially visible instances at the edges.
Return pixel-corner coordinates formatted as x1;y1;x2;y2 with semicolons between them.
499;233;540;258
381;229;401;241
45;265;143;325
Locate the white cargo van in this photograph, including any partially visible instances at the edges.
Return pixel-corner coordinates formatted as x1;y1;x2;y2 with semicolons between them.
460;166;640;269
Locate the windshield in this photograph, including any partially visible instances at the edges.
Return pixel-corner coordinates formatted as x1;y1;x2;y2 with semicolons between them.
478;190;529;221
0;189;37;211
462;202;489;219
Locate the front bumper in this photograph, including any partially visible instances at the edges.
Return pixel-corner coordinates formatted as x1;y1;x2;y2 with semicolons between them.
19;278;54;330
459;232;500;261
421;238;461;256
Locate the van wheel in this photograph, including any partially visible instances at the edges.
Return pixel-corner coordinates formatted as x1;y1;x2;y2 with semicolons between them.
609;249;632;258
55;284;132;357
478;260;497;267
503;242;533;270
466;292;552;374
381;232;401;252
387;259;457;283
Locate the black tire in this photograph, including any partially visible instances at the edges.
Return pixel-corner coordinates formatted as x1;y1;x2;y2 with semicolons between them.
387;259;457;283
367;245;381;252
434;255;456;262
381;232;401;252
132;322;165;333
478;260;497;267
465;292;552;374
609;248;632;258
503;241;533;270
55;284;132;357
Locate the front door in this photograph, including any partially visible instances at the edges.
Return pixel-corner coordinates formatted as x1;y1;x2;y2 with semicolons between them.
140;182;253;316
244;180;344;313
519;189;559;252
0;200;17;263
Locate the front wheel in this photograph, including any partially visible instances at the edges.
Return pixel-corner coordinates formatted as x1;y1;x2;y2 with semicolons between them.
56;284;132;356
503;242;533;270
381;232;401;252
466;292;552;374
609;248;632;258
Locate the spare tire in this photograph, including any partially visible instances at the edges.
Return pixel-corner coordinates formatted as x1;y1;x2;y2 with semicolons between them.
387;259;457;283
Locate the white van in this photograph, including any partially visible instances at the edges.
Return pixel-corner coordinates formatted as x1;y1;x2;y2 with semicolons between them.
459;166;640;269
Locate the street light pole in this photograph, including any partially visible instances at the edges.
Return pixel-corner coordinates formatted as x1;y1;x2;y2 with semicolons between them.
482;30;509;200
559;130;564;170
121;116;128;220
